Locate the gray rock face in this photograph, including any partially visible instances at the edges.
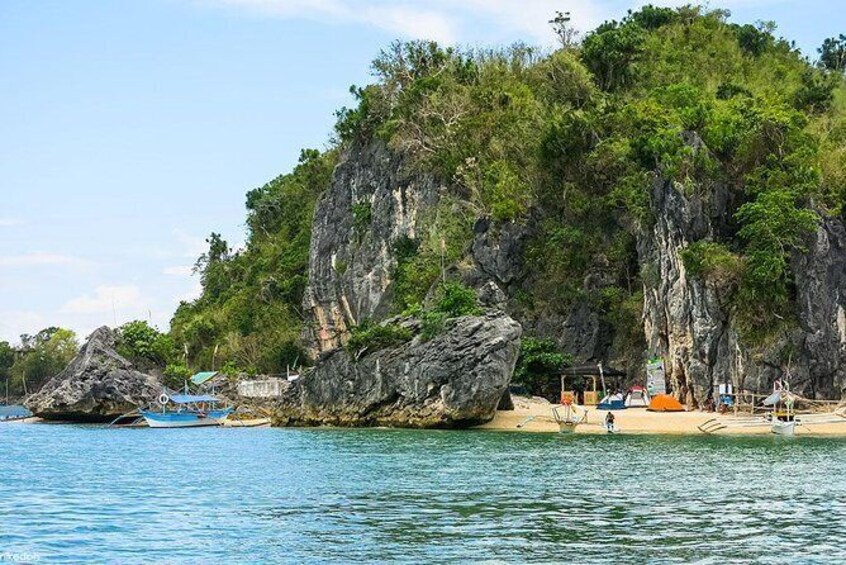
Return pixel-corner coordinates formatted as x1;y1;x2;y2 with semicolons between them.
469;217;531;288
276;311;522;428
26;326;161;422
302;140;440;355
636;175;741;405
792;216;846;398
638;167;846;403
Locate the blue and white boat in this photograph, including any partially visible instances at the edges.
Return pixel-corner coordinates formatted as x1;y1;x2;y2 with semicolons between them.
140;392;233;428
0;404;34;423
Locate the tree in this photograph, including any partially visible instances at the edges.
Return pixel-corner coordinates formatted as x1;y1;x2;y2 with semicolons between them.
513;338;571;400
549;11;579;49
0;341;15;401
116;320;176;369
819;35;846;73
12;328;77;396
193;233;232;301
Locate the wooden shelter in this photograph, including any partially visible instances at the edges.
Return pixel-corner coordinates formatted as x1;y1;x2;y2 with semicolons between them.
560;364;627;406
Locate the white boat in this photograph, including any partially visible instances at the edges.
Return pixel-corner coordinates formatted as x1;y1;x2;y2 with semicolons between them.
771;418;796;436
552;403;587;433
763;384;798;436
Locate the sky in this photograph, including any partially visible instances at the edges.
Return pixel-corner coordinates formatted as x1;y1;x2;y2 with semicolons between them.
1;0;843;344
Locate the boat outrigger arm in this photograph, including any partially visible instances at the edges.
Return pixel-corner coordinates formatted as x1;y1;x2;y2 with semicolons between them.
699;410;846;435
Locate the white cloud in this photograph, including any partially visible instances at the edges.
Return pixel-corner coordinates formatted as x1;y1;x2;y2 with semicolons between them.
205;0;805;46
60;285;144;316
203;0;618;46
174;228;209;259
163;265;195;276
0;217;24;227
178;283;204;303
0;311;47;343
211;0;458;43
0;253;87;268
437;0;604;44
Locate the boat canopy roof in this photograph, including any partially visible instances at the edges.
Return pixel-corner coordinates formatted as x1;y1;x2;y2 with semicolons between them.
169;394;219;404
561;365;627;378
762;390;799;406
0;405;32;418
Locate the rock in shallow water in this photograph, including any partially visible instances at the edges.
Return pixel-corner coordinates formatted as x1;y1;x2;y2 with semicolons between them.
274;311;522;428
26;326;161;422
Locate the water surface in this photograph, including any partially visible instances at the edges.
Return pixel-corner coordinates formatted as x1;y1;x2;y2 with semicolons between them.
2;425;844;563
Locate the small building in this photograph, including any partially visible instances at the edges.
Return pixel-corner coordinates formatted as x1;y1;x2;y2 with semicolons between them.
560;364;627;406
237;378;288;399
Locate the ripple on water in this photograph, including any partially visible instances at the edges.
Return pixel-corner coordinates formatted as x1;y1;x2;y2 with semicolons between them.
2;426;846;563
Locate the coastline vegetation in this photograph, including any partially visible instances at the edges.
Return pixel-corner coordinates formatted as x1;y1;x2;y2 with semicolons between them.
151;5;846;375
5;5;845;392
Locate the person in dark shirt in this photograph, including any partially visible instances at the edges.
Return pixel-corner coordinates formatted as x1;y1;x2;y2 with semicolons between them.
605;411;616;433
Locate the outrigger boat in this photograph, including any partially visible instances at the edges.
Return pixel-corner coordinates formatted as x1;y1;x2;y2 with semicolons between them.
699;380;846;436
552;402;588;433
0;404;36;423
763;385;798;436
139;391;233;428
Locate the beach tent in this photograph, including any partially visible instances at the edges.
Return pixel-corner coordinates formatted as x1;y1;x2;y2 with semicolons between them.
598;392;626;410
647;394;684;412
624;386;650;408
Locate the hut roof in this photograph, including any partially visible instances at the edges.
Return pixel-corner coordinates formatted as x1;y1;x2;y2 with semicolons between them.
561;365;627;378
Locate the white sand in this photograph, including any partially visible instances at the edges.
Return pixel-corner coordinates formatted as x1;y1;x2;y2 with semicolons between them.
476;396;846;436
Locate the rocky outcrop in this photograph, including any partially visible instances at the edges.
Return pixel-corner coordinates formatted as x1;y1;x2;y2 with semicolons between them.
26;326;161;422
302;140;441;355
792;216;846;398
275;311;522;428
637;159;846;403
636;175;741;405
296;132;846;417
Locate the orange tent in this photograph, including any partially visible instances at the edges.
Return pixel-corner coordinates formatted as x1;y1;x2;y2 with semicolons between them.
647;394;684;412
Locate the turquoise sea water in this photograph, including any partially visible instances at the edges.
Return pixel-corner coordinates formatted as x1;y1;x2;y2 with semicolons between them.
2;424;845;564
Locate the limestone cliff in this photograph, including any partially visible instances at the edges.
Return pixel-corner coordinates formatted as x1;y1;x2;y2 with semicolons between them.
26;327;161;422
276;311;521;427
637;156;846;405
302;140;440;355
295;133;846;415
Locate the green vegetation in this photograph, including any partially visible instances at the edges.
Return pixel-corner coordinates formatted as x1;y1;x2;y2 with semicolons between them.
165;5;846;373
415;282;483;341
1;328;78;398
6;6;842;395
346;281;482;354
333;5;845;345
169;148;337;375
116;321;177;369
347;320;412;356
513;338;572;400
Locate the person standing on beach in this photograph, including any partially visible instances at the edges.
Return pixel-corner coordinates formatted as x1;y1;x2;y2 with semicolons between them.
605;412;616;433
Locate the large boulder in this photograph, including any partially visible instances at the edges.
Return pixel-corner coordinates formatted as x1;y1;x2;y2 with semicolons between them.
275;311;522;428
26;326;161;422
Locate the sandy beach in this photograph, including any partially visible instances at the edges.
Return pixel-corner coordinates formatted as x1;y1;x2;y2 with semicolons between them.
477;396;846;436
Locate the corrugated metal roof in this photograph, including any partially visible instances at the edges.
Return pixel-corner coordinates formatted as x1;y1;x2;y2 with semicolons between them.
190;371;220;385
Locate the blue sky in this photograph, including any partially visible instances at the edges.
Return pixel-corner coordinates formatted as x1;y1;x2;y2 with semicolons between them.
1;0;843;343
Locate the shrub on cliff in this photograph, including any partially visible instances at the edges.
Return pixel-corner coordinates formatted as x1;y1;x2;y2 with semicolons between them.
347;320;412;357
